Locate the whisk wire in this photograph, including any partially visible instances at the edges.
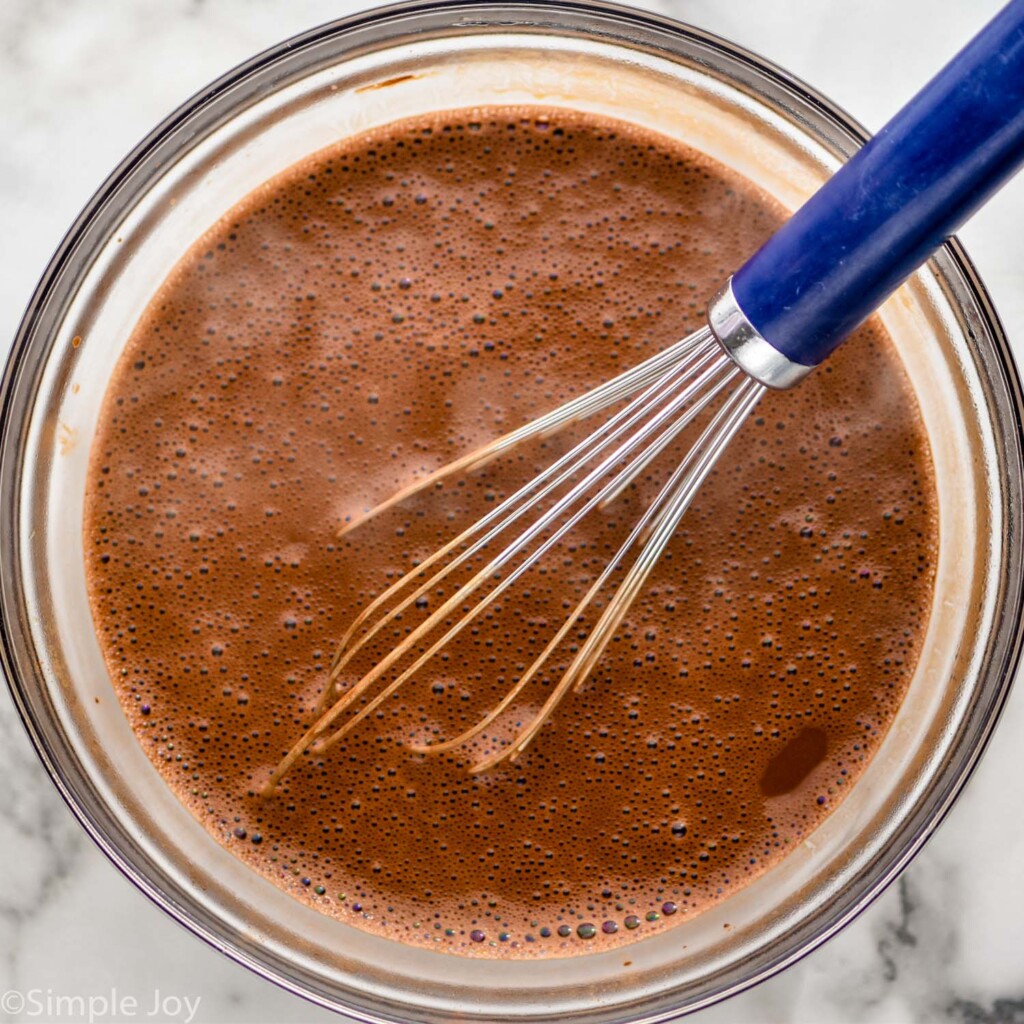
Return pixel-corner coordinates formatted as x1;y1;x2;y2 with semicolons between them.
269;330;762;786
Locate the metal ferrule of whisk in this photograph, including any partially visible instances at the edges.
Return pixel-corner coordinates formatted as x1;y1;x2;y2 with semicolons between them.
707;280;812;390
270;0;1024;786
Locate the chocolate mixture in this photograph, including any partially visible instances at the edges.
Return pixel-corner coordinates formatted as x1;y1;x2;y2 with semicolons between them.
84;107;937;957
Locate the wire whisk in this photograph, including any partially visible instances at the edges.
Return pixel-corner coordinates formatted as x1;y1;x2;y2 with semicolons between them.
270;0;1024;785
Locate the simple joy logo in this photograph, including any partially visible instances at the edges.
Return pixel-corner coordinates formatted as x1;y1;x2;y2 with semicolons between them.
1;987;201;1023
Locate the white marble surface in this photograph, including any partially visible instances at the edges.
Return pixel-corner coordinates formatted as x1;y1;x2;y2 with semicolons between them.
2;1;1024;1022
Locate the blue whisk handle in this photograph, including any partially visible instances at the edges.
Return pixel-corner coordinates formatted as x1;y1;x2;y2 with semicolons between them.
721;0;1024;385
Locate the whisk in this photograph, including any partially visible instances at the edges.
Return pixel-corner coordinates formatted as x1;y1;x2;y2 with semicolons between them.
269;1;1024;785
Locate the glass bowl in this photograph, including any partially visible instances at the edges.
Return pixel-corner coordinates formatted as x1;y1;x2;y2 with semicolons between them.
2;2;1023;1021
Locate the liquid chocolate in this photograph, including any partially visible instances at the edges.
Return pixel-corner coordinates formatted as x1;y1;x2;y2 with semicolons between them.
84;107;938;957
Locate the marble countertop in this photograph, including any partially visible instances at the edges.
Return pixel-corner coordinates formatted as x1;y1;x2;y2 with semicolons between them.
2;1;1024;1022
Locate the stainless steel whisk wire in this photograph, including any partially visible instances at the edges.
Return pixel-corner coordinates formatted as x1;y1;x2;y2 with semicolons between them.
269;330;763;784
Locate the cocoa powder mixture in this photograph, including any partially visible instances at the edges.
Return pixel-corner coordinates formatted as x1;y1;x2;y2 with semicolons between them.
84;107;937;957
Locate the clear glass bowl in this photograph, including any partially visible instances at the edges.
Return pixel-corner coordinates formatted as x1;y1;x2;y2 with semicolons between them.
2;2;1023;1021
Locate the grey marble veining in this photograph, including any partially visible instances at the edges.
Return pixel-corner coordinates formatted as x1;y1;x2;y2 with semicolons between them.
2;1;1024;1022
